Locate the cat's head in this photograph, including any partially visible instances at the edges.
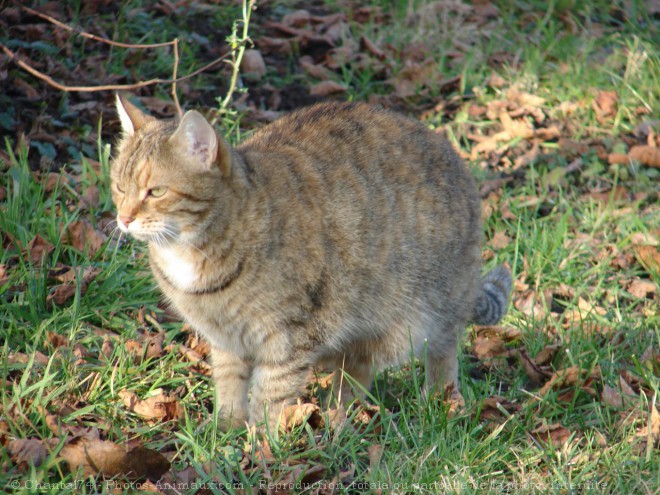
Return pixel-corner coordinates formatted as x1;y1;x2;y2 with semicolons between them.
111;95;232;246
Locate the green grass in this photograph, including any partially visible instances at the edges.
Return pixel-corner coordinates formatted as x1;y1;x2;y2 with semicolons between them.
2;0;659;493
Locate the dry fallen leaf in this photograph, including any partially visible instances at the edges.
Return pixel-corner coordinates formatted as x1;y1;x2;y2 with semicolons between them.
351;402;382;433
126;331;166;362
8;438;51;469
309;80;347;96
476;396;521;423
629;145;660;168
46;267;100;307
119;389;183;423
530;422;573;448
601;374;639;409
633;245;660;278
280;402;324;431
635;405;660;446
59;432;170;480
25;234;54;265
489;231;511;250
65;219;107;256
537;366;601;399
627;278;656;299
592;90;618;123
518;349;552;386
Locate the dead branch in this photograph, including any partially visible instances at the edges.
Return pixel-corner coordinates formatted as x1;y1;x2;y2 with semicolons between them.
4;3;243;116
16;3;176;49
0;42;239;98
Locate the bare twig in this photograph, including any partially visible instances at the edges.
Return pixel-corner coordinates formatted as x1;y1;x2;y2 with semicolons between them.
16;3;175;49
171;39;181;118
0;42;239;94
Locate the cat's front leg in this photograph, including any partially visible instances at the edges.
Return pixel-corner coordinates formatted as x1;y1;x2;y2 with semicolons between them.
210;346;250;430
248;357;310;431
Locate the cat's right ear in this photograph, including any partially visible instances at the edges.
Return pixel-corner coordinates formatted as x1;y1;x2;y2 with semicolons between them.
115;94;153;136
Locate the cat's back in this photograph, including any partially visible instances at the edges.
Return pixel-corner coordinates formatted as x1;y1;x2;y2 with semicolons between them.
237;102;475;201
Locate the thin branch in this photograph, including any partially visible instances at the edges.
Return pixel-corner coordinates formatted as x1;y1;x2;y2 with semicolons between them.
171;39;182;118
16;3;176;49
0;41;240;93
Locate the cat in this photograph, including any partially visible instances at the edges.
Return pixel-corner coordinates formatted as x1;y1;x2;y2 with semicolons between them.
111;95;512;430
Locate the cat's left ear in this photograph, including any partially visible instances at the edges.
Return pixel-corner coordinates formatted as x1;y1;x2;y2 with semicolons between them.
115;94;153;136
169;111;219;171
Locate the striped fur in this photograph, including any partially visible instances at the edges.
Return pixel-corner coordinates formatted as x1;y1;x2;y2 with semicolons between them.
111;97;511;429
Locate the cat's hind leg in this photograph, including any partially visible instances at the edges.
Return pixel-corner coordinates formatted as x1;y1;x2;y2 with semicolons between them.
422;328;461;398
332;356;374;406
249;357;311;431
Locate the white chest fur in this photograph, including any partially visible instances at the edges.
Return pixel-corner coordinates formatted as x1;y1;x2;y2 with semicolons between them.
154;246;198;291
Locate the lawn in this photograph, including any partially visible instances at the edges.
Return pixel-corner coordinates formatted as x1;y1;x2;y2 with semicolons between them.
1;1;659;494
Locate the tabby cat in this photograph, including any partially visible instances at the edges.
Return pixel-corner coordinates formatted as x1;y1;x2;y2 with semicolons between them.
111;96;511;429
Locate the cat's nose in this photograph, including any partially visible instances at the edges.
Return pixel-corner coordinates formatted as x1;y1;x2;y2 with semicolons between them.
119;215;135;227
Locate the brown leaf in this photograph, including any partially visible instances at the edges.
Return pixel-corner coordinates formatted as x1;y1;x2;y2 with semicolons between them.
282;9;311;27
126;331;166;362
59;433;170;480
476;396;521;422
562;297;607;322
507;87;546;108
635;405;660;445
25;234;54;265
352;402;382;433
633;245;660;278
256;36;292;56
8;438;50;469
592;90;618;123
9;351;49;366
299;56;335;81
280;402;324;431
80;185;100;210
359;35;386;61
608;152;630;165
65;220;107;256
46;267;100;307
518;349;552;386
600;384;625;408
101;337;114;361
537;366;601;398
46;331;69;349
472;335;508;362
627;278;656;299
530;422;573;447
489;231;511;250
367;444;383;469
0;264;8;286
119;389;183;423
499;112;534;139
629;145;660;168
534;344;561;366
309;80;347;96
391;60;436;97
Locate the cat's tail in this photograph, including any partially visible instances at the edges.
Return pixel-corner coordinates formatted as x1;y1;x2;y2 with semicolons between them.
470;265;512;325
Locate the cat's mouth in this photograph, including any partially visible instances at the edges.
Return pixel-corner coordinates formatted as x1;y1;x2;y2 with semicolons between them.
116;215;179;245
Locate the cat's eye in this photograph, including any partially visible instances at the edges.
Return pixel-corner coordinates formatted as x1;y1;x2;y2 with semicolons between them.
148;186;168;198
115;184;125;194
